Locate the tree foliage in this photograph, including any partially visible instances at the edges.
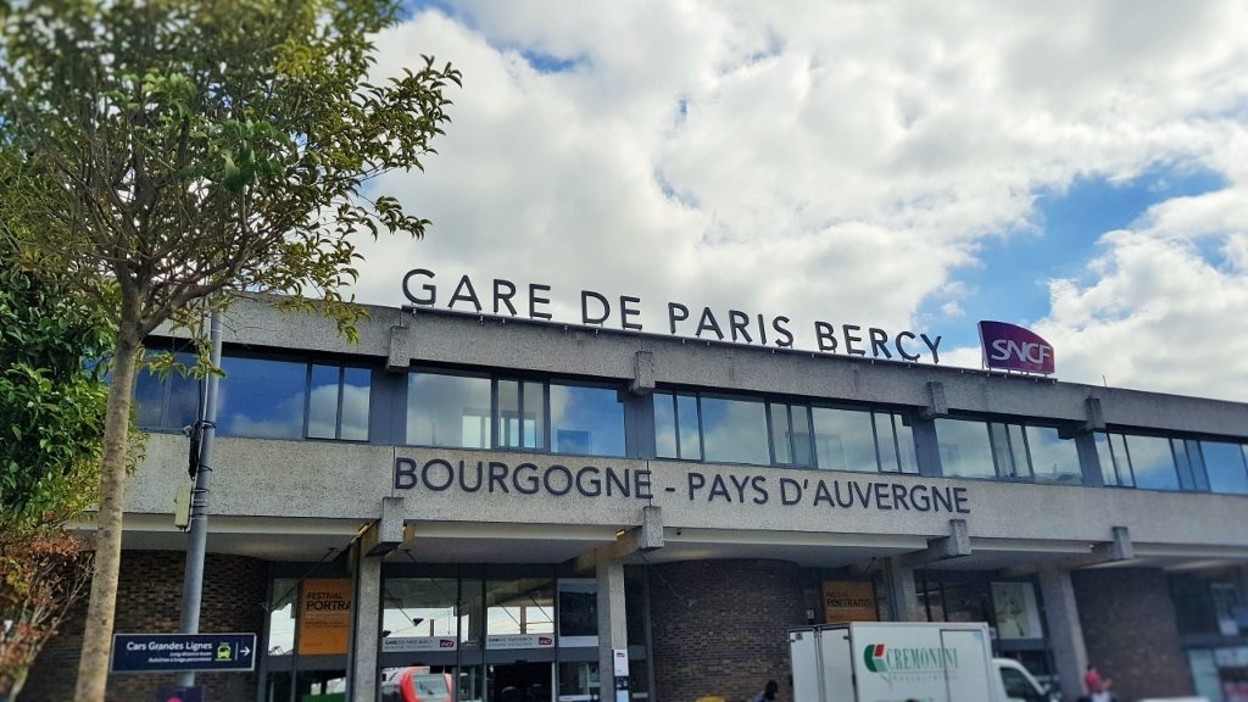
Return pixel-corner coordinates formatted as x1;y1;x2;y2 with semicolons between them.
0;254;111;526
0;529;93;702
0;1;461;698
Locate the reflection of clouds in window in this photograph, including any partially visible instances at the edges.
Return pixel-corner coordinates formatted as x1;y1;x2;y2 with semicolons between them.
304;384;373;440
551;384;625;457
1203;442;1248;495
408;373;491;448
218;357;307;439
935;419;995;478
654;393;678;458
1125;435;1179;490
224;390;305;438
1026;427;1081;483
813;408;876;472
701;397;769;465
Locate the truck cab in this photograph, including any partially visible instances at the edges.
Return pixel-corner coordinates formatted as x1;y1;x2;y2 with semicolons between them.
995;657;1059;702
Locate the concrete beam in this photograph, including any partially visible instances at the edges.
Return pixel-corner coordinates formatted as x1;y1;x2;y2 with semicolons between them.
1078;396;1107;434
386;324;411;373
630;351;655;396
1003;526;1133;577
358;496;405;557
900;519;970;567
571;506;664;573
920;381;949;420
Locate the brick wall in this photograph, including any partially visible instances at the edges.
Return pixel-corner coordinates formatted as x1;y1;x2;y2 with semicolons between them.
25;550;268;702
648;559;804;702
1072;567;1193;702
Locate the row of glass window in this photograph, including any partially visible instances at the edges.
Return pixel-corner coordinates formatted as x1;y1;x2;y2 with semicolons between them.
136;352;371;441
653;391;918;474
133;355;1248;494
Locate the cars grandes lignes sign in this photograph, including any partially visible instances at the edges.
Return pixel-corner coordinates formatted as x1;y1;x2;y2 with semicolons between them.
978;321;1055;375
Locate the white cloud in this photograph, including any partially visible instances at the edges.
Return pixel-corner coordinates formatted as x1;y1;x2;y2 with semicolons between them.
346;1;1248;400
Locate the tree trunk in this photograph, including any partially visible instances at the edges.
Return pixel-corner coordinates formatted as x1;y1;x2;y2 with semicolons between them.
72;299;142;702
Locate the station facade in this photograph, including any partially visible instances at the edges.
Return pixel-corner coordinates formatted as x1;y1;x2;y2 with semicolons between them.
27;295;1248;702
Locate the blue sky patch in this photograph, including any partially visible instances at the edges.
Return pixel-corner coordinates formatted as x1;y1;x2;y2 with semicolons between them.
922;163;1226;348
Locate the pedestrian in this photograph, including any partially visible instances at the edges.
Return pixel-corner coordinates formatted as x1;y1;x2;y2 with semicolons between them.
752;679;779;702
1083;664;1102;695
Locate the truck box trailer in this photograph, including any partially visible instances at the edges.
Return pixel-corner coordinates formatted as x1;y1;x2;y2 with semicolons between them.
788;622;1056;702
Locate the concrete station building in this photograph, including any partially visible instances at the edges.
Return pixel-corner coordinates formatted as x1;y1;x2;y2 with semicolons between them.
27;288;1248;702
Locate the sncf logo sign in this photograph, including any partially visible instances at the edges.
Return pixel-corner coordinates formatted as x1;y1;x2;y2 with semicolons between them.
978;321;1055;375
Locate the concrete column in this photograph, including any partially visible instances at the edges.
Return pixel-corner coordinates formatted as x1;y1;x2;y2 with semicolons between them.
1038;568;1088;702
886;558;922;621
350;548;383;702
597;560;627;700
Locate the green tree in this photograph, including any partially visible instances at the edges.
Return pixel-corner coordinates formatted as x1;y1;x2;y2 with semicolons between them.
0;250;110;700
0;1;461;698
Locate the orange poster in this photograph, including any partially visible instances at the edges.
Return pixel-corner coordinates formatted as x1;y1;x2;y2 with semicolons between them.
298;578;353;655
823;581;877;623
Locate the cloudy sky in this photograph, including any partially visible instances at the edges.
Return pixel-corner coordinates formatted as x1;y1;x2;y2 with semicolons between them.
348;0;1248;402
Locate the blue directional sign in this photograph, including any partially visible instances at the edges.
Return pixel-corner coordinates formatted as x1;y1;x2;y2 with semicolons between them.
111;632;257;673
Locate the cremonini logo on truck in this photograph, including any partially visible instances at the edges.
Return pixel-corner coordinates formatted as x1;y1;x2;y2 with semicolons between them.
864;644;889;672
863;644;959;677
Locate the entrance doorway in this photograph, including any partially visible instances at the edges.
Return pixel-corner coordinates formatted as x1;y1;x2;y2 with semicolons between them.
490;662;552;702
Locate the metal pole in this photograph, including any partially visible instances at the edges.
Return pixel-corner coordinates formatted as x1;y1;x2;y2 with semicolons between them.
177;310;223;688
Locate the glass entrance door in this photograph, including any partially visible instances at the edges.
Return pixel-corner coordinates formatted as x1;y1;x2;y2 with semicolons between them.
489;662;553;702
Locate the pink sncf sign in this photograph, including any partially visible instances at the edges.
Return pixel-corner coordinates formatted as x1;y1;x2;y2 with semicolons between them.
977;321;1055;375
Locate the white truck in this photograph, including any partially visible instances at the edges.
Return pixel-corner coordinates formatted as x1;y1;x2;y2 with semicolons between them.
788;622;1059;702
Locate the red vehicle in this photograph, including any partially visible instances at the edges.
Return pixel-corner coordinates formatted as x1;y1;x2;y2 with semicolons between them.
380;667;454;702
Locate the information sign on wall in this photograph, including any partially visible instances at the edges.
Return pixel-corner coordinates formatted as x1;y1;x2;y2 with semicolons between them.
823;581;877;623
298;578;353;655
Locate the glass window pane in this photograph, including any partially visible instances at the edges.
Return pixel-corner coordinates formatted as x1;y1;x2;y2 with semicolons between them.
1186;440;1209;492
218;356;307;439
524;381;546;449
895;416;919;474
1094;433;1118;486
558;662;599;702
791;407;814;467
133;365;168;428
340;367;371;441
1008;425;1031;478
1124;434;1180;491
1026;427;1082;484
499;380;521;448
700;396;770;465
875;413;899;473
676;394;702;460
486;578;554;640
551;385;625;457
267;578;298;656
307;365;339;439
407;373;492;448
1202;442;1248;495
770;403;793;464
381;578;459;643
1172;439;1197;491
557;579;598;639
813;407;877;472
935;419;996;479
134;352;200;430
654;392;678;459
989;423;1015;477
1110;433;1134;486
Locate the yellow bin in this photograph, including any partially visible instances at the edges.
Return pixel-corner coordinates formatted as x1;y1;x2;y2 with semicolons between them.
696;697;726;702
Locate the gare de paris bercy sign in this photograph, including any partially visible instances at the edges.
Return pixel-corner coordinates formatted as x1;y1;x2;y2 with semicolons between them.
402;268;945;363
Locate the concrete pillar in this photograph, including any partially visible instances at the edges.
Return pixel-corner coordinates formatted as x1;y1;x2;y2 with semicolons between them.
350;547;383;702
886;558;922;621
1038;568;1088;702
597;560;627;701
